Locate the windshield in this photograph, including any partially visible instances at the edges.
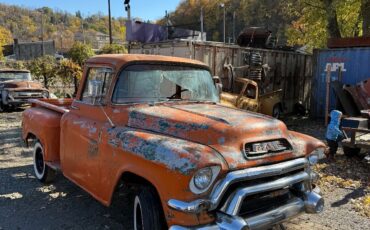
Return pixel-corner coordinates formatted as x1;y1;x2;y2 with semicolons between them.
112;64;219;104
0;72;31;82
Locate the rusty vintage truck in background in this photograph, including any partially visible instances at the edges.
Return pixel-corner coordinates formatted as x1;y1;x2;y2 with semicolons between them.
22;54;325;230
221;77;283;118
0;69;49;111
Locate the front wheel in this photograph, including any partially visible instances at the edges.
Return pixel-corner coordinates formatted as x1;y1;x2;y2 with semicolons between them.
133;186;165;230
33;142;56;183
0;101;6;112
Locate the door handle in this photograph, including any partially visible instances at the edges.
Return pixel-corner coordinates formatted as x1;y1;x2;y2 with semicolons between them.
71;105;80;110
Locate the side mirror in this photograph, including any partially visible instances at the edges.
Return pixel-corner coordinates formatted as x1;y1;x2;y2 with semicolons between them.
213;76;223;95
89;80;104;105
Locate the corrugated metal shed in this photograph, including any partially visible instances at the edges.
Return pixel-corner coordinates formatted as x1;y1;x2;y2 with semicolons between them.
311;47;370;117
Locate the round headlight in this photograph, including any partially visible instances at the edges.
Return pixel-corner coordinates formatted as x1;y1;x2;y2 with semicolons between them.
194;168;213;190
42;91;49;98
308;154;319;165
7;90;15;97
189;166;220;194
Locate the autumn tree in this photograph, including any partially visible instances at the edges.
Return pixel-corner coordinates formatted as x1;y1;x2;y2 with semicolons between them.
58;59;82;95
0;26;13;58
282;0;362;49
69;42;94;66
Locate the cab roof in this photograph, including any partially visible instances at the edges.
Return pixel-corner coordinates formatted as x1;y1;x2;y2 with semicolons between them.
86;54;209;69
0;69;30;73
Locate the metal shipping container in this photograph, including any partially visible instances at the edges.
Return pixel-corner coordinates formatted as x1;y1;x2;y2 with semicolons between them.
130;40;312;113
312;48;370;117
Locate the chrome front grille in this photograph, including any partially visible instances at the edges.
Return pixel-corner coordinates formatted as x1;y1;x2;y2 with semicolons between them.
12;91;43;98
221;171;309;215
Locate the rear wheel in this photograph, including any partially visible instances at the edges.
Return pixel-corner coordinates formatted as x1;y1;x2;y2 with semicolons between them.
343;146;361;157
133;186;165;230
33;142;56;183
0;101;6;112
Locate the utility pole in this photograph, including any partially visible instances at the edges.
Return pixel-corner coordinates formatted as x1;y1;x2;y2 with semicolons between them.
40;11;45;56
108;0;113;44
81;17;86;44
124;0;131;20
124;0;131;52
233;11;236;44
200;7;204;41
220;3;226;43
165;10;169;40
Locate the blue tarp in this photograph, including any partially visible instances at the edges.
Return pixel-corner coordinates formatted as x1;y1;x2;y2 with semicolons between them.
126;21;203;43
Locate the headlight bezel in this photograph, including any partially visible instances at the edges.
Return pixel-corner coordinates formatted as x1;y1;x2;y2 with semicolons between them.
308;147;325;165
42;91;49;98
189;166;221;195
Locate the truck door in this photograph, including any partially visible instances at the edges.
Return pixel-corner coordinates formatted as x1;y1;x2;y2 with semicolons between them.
61;67;113;194
237;82;259;112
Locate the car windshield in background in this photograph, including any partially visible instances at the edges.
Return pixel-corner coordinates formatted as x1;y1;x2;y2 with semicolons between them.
0;72;31;82
112;64;219;104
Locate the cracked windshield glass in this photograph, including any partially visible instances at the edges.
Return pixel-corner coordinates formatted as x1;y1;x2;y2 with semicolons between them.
112;64;219;103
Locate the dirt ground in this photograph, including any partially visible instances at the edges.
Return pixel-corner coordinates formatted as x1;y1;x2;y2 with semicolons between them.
0;111;369;230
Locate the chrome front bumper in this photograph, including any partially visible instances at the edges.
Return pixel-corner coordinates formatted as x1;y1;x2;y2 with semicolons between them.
168;158;324;230
2;90;45;105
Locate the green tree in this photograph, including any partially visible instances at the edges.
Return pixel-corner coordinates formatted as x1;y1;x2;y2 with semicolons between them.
283;0;361;50
29;55;58;89
99;44;127;54
68;42;94;66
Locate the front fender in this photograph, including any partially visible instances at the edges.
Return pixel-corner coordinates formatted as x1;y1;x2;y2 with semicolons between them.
288;131;326;156
105;127;228;227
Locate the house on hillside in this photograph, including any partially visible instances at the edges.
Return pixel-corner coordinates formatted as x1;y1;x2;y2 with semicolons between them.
74;31;123;50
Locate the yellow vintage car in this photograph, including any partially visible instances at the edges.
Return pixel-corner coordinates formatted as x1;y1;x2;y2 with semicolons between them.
221;77;283;118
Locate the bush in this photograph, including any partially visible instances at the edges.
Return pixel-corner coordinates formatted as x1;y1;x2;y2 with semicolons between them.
69;42;95;66
99;43;127;54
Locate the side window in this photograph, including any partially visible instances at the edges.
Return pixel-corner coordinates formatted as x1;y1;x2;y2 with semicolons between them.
82;67;113;104
244;83;257;99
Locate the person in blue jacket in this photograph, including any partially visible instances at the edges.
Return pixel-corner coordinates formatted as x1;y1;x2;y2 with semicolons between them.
326;110;345;159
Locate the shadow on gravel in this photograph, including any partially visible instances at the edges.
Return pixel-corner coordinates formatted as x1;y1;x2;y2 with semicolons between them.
0;165;128;229
1;107;25;113
284;117;326;141
331;187;366;207
0;127;24;149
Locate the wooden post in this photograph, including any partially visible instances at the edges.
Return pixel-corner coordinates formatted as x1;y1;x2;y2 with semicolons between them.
325;64;331;126
338;66;343;82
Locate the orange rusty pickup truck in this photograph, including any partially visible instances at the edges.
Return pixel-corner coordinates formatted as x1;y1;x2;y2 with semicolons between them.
22;54;325;230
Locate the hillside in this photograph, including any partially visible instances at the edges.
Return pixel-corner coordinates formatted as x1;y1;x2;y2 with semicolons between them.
0;3;126;51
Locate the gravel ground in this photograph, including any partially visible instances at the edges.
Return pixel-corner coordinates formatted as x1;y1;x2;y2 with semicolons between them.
0;111;369;229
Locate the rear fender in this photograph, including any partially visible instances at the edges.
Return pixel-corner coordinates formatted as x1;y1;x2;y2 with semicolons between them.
22;107;62;163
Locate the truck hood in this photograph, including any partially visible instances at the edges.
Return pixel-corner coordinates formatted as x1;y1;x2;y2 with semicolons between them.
128;103;299;169
0;80;45;90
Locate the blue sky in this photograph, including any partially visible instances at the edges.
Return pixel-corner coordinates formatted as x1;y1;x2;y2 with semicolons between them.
0;0;180;21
